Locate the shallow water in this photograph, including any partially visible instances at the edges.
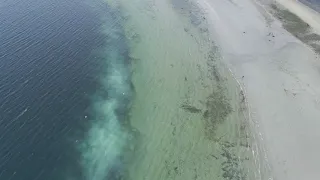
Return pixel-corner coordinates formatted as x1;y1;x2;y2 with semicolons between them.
116;0;256;179
0;0;255;179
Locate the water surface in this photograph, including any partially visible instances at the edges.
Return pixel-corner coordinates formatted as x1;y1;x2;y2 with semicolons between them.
0;0;129;179
299;0;320;12
0;0;255;180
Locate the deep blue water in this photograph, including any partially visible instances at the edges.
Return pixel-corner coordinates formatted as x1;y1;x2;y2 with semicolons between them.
0;0;128;179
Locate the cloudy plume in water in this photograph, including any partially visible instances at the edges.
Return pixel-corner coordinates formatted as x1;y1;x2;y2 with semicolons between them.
77;4;132;180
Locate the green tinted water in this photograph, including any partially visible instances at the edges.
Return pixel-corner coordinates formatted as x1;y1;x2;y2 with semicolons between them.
106;0;257;179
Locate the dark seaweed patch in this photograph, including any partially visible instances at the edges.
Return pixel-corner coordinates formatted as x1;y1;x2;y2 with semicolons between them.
202;89;232;139
180;104;202;113
271;3;320;54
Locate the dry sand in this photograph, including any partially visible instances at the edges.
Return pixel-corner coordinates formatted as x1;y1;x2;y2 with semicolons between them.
197;0;320;179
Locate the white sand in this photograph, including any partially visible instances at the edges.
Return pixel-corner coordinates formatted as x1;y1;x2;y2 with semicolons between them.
198;0;320;179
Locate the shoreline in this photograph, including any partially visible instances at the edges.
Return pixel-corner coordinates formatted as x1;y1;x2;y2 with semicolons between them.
103;0;320;179
118;0;256;179
200;0;320;179
274;0;320;33
299;0;320;13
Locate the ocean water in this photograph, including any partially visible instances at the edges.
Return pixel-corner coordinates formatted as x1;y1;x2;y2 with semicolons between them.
299;0;320;11
0;0;131;179
301;0;320;4
1;0;256;179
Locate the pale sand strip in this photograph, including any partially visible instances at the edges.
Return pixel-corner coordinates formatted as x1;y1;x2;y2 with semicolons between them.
198;0;320;179
115;0;256;179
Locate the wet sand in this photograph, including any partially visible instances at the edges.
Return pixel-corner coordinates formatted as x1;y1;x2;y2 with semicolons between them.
270;1;320;53
197;0;320;179
113;0;256;179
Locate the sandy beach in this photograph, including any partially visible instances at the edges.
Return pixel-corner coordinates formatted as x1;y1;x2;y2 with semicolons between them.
106;0;320;179
198;0;320;179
